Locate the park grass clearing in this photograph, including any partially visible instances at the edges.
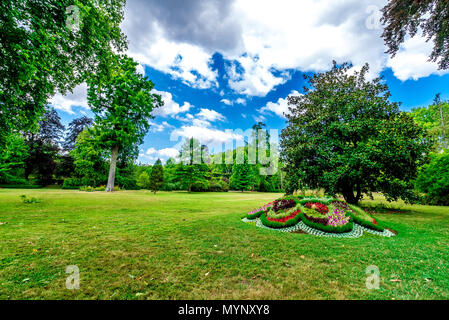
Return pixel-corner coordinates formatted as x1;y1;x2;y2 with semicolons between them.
0;189;448;300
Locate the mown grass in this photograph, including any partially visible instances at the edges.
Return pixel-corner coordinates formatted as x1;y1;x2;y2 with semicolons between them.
0;189;448;300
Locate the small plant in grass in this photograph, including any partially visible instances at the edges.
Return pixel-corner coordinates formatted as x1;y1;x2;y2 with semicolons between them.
19;195;41;204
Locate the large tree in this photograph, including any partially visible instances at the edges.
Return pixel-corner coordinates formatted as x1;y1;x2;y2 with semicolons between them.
0;0;127;140
281;62;432;204
381;0;449;69
87;55;163;192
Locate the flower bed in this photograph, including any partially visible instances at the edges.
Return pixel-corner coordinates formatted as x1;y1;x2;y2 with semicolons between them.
243;196;391;237
246;202;274;219
304;202;329;215
260;209;302;228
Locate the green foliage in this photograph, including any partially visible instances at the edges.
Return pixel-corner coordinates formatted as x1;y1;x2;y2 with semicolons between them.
415;150;449;205
70;130;108;187
19;195;41;204
137;172;151;189
24;108;65;186
148;159;164;193
176;138;210;192
409;95;449;151
281;62;432;204
0;0;127;137
0;134;28;184
230;156;255;192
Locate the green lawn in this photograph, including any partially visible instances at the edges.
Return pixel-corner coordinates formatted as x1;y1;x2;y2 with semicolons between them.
0;189;448;300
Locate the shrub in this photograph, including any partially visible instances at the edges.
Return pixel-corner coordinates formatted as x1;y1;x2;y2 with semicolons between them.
62;178;84;189
415;150;449;206
116;176;140;190
246;210;264;220
191;180;210;192
79;186;95;192
209;180;230;192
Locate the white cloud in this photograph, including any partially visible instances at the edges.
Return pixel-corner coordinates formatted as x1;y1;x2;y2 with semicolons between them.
197;108;226;122
172;126;243;146
145;147;179;159
387;36;449;81
123;0;445;96
158;148;180;158
260;90;301;118
148;120;174;132
152;90;192;117
235;98;246;105
50;83;88;114
221;99;232;105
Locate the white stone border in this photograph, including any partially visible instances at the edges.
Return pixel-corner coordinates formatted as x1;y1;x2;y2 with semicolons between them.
242;218;395;238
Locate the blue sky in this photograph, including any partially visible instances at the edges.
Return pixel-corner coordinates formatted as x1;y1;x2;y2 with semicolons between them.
51;0;449;164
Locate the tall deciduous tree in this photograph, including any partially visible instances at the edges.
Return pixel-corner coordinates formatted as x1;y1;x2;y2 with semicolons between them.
148;159;164;194
281;62;432;204
87;55;163;192
0;0;127;139
381;0;449;69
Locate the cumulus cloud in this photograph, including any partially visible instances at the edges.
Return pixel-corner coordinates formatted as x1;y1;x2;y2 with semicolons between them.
146;147;179;159
148;120;174;132
50;83;89;114
197;108;226;122
152;90;192;117
260;90;301;118
387;36;449;81
172;126;243;146
123;0;444;96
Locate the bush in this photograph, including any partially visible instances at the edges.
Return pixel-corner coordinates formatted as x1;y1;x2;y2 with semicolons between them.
209;179;230;192
415;150;449;206
79;186;95;192
116;176;140;190
191;180;210;192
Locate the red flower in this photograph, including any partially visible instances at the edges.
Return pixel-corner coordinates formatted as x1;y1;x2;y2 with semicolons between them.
267;210;301;223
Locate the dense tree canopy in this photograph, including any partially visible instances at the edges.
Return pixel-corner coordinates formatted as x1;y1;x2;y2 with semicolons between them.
416;149;449;205
381;0;449;69
87;55;163;191
24;108;65;185
64;116;94;151
410;94;449;151
0;0;127;139
281;62;432;204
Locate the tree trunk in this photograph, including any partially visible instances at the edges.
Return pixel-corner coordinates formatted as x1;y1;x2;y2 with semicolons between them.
106;145;119;192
